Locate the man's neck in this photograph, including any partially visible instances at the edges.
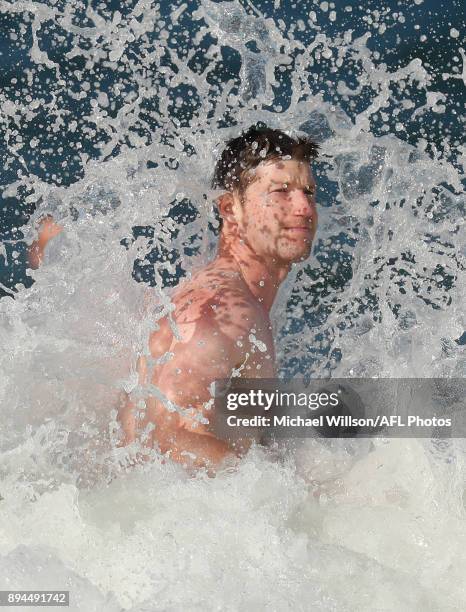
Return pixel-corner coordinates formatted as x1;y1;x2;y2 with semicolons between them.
216;235;290;312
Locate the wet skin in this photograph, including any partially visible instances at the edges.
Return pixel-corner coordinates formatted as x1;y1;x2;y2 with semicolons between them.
118;159;318;471
28;159;318;472
28;216;63;269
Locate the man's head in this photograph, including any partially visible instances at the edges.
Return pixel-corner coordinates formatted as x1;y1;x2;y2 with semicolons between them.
213;125;319;265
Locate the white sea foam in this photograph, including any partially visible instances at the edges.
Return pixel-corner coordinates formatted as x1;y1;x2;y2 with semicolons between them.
0;0;465;609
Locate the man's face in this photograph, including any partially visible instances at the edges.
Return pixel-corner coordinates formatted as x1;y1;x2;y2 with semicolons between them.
234;159;318;265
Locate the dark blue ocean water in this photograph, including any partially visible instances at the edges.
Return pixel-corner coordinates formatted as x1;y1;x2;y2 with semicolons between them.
0;0;463;353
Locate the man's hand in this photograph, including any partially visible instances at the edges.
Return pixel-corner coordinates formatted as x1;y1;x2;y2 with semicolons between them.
28;215;63;269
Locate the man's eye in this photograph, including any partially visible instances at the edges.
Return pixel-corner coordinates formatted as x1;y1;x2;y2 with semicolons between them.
305;190;315;197
273;188;288;193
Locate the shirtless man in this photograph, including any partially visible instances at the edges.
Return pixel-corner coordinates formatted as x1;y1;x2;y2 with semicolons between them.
29;125;319;473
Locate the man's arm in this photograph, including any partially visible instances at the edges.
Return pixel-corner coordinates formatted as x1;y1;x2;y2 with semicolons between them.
117;343;243;472
148;320;252;471
118;293;272;472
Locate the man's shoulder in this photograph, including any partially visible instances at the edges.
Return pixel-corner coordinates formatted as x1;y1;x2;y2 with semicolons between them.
172;267;261;327
148;266;275;378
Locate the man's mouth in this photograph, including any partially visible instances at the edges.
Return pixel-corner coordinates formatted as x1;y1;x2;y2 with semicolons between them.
284;226;311;233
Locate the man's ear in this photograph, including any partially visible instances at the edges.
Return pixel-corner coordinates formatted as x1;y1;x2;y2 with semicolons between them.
217;192;240;225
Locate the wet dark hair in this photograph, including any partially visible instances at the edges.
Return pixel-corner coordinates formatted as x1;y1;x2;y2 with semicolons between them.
212;124;319;194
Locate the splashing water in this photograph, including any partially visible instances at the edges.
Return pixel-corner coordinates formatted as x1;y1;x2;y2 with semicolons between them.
0;0;465;609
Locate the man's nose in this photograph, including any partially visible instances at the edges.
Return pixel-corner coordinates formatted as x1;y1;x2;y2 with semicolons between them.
291;190;316;217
